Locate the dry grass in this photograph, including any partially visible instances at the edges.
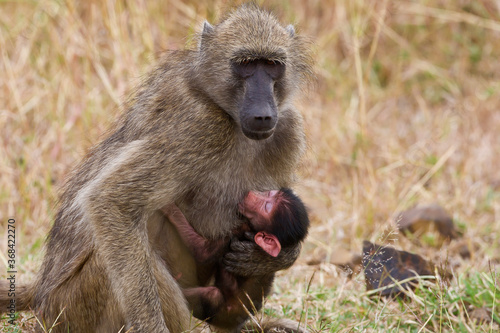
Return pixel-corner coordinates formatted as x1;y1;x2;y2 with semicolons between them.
1;0;499;332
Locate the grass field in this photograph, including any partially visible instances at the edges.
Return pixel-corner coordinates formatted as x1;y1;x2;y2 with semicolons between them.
1;0;499;332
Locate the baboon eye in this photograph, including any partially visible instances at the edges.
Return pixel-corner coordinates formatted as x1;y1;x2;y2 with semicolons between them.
264;61;285;79
233;60;257;78
265;202;274;213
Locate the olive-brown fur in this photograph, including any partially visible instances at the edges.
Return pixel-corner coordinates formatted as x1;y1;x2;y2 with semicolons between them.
0;4;312;332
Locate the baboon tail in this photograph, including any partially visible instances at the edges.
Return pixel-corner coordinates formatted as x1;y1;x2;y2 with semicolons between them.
0;280;33;313
243;317;309;333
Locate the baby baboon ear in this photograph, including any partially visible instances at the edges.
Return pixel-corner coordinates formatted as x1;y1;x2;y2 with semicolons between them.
254;232;281;257
286;24;295;38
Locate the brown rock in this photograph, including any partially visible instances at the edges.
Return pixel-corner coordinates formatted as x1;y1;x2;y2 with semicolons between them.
395;204;459;241
362;241;434;297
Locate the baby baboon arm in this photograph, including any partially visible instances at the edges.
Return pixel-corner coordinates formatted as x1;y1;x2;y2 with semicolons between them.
223;232;301;277
162;204;225;262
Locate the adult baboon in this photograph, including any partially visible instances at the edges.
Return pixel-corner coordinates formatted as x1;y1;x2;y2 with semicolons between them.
0;3;312;332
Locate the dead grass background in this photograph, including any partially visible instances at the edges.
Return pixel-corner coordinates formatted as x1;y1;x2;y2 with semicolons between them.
0;0;499;332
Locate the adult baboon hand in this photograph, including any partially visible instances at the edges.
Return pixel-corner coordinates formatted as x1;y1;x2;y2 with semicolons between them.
222;232;301;277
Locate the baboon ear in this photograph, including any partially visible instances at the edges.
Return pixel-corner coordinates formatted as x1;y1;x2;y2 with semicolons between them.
199;21;214;51
286;24;295;38
254;232;281;257
202;21;214;34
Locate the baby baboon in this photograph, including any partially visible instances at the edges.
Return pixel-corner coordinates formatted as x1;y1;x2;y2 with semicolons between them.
0;3;312;332
163;188;309;328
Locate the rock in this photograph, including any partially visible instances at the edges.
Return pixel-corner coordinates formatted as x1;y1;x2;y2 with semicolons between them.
395;204;459;242
362;241;434;297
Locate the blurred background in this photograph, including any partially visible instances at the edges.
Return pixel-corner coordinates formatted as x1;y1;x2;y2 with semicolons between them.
1;0;499;331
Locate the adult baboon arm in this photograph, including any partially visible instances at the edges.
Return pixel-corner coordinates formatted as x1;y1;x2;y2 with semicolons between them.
223;232;302;277
82;140;190;332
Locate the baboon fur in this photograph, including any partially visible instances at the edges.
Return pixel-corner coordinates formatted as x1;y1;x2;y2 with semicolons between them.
0;4;312;332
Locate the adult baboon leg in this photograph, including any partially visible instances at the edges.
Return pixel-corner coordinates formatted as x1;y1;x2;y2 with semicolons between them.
32;251;119;333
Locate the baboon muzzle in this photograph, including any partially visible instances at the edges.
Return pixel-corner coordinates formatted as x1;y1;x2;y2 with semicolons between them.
240;66;278;140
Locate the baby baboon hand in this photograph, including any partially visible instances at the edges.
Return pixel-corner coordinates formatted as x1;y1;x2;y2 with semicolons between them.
222;233;301;277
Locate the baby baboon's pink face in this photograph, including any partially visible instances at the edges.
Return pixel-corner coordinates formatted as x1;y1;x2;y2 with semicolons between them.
238;190;282;257
238;190;280;228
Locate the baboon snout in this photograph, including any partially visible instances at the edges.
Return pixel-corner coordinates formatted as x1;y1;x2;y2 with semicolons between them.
241;105;278;140
239;65;278;140
249;112;277;131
